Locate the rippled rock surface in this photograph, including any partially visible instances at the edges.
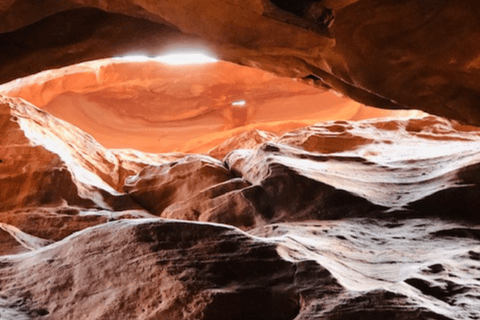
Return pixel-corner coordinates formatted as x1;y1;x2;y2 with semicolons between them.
1;95;480;319
1;1;479;125
0;58;419;154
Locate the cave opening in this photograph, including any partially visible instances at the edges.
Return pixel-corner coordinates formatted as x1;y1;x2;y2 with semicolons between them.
1;2;480;320
0;53;421;154
0;8;425;155
115;53;218;65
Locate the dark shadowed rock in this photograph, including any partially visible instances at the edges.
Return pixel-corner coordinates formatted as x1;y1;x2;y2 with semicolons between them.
2;219;473;319
124;155;234;215
1;1;480;125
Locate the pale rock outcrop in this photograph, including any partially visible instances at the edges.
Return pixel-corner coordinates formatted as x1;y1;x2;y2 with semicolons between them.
226;116;480;221
1;219;475;320
124;155;234;214
2;2;480;318
1;94;480;319
208;129;277;160
0;94;140;211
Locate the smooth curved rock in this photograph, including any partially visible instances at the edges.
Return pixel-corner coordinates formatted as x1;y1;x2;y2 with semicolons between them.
0;2;479;124
1;96;480;319
124;155;234;215
0;94;142;211
0;58;419;153
2;2;480;318
1;219;472;319
226;116;480;221
208;129;278;160
3;95;480;226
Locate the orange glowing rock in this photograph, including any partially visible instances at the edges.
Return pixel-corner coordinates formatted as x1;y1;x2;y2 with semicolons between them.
0;58;423;154
1;91;480;319
1;1;480;318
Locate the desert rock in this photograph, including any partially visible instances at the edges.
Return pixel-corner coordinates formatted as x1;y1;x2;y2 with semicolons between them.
2;4;480;314
0;59;420;153
1;2;480;124
1;95;480;319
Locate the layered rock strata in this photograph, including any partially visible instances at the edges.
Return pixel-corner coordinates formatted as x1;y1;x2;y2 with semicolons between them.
0;58;421;153
1;95;480;319
1;1;480;125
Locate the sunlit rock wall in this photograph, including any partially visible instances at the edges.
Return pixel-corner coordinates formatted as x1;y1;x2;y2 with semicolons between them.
0;58;423;153
1;1;479;124
1;93;479;319
1;1;480;317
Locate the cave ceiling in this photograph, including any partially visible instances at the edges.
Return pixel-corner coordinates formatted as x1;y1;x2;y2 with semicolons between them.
3;2;480;319
1;0;480;125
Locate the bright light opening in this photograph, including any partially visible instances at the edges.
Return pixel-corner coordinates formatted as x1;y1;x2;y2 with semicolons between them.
232;100;247;107
115;53;218;65
157;53;217;65
114;55;152;62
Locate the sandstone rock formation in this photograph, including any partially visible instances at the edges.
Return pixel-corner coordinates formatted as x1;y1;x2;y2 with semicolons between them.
0;58;421;153
2;2;480;317
3;218;476;320
1;94;480;319
0;1;480;124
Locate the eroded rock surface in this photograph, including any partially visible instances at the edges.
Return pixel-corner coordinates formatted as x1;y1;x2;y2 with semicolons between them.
2;218;477;320
1;95;480;319
0;94;139;211
0;58;420;153
0;1;479;124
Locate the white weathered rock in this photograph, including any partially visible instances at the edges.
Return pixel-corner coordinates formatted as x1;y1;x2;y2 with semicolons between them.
0;95;480;319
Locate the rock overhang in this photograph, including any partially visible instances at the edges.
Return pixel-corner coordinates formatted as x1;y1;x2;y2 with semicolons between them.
0;57;423;153
1;2;480;319
1;0;479;125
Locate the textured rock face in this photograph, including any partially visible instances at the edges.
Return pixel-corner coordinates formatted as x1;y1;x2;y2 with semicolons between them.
0;58;420;153
2;2;480;318
1;94;480;319
0;1;480;124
